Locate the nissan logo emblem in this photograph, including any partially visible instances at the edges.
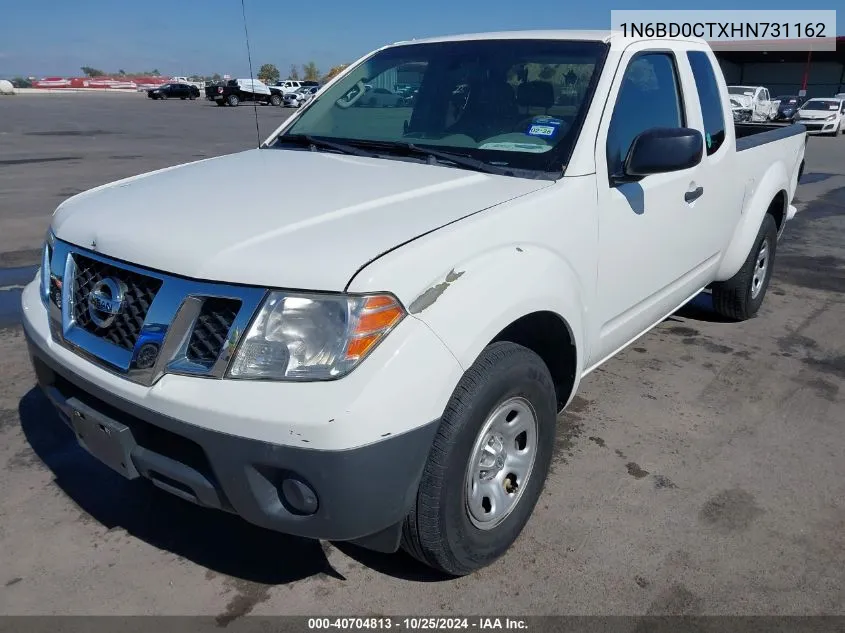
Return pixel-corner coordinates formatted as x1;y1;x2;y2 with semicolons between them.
87;277;125;328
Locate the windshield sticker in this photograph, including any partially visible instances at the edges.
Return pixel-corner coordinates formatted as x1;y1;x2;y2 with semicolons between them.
478;142;551;153
526;117;562;138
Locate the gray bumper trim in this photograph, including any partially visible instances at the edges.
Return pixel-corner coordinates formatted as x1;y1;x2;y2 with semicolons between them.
26;333;440;551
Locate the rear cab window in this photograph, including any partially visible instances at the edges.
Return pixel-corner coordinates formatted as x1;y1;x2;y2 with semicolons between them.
686;50;726;155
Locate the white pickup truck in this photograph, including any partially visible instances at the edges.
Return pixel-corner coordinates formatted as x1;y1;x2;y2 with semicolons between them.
728;85;777;122
22;30;806;576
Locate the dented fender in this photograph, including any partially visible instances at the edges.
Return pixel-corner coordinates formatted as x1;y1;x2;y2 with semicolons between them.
397;245;587;386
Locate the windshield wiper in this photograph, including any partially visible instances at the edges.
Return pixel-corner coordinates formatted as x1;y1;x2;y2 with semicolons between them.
354;140;512;175
273;134;377;158
274;135;555;179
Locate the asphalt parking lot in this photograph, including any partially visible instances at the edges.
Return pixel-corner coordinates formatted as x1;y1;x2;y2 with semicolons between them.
0;93;844;618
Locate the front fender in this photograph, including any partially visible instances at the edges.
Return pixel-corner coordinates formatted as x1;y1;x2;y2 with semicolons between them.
715;160;790;282
403;244;587;385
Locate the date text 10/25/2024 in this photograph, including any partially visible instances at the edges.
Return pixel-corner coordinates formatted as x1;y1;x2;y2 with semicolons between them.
308;618;529;630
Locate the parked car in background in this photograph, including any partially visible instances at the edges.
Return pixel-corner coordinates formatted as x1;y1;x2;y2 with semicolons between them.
771;95;805;122
275;80;302;94
147;83;201;100
359;86;404;107
794;97;845;135
728;85;776;122
395;84;420;105
274;80;318;95
205;78;283;107
284;86;319;108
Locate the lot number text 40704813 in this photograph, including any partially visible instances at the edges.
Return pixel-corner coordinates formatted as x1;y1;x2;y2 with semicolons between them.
307;617;529;630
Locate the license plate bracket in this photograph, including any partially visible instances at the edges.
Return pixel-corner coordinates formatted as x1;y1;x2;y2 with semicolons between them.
68;397;140;480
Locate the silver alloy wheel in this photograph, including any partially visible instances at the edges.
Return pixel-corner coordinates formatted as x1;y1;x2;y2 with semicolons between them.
751;238;770;300
465;396;538;530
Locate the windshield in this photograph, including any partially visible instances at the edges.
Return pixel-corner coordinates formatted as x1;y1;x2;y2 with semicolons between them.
801;100;839;111
728;87;755;95
271;39;609;175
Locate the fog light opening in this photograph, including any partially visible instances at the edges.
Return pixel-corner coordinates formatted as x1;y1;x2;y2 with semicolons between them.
280;477;319;516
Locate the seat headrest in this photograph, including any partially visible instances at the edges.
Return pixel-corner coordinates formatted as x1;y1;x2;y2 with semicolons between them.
517;81;554;109
469;80;515;105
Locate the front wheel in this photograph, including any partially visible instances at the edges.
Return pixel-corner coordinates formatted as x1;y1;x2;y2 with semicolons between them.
401;342;557;576
270;94;282;106
227;94;239;107
712;213;777;321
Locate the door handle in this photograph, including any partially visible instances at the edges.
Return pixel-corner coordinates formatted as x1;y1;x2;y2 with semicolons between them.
685;186;704;203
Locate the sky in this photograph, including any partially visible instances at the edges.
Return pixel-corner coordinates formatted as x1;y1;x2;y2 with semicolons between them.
0;0;842;78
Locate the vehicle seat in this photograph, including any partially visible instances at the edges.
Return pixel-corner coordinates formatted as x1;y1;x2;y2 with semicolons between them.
517;80;555;115
511;80;556;132
445;80;518;141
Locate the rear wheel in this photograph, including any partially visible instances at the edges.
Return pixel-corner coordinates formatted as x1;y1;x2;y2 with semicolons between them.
227;94;239;107
712;214;777;321
401;342;557;576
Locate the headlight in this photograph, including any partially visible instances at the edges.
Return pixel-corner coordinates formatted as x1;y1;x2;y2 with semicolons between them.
825;114;837;121
39;230;55;307
227;291;405;381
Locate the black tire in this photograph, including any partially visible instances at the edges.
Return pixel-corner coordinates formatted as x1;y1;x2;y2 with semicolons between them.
180;97;186;100
159;94;167;100
227;94;239;107
270;94;282;106
401;341;557;576
712;213;777;321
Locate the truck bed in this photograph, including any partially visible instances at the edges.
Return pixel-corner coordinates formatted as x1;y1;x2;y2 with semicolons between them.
735;122;806;152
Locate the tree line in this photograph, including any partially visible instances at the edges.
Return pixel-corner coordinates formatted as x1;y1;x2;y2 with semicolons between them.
257;62;349;85
8;62;352;89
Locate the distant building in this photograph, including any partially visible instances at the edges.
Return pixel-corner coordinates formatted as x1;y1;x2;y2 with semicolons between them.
713;36;845;99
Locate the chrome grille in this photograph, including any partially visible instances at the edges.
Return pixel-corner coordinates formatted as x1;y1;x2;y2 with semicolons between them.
186;298;242;365
44;238;267;387
71;253;162;350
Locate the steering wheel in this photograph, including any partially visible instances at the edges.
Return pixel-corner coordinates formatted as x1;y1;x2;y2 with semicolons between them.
335;80;366;109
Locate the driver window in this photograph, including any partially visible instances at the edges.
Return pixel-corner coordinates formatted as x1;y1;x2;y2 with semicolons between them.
605;52;685;179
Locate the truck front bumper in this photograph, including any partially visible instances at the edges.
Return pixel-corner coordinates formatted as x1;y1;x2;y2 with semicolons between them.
26;335;439;551
20;279;464;551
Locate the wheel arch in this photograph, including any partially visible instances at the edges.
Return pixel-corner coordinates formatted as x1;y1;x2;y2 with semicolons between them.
489;311;578;411
715;161;790;282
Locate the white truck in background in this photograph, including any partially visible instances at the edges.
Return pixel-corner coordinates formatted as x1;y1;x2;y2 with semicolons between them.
729;85;778;122
23;30;806;577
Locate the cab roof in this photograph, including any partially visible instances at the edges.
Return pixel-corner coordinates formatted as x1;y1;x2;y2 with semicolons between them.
390;29;708;49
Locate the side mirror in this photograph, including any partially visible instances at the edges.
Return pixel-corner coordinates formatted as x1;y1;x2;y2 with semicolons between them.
617;127;703;182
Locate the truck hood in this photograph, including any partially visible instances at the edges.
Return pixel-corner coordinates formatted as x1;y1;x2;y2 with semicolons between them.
52;148;552;290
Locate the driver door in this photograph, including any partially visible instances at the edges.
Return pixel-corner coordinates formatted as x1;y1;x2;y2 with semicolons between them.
590;47;714;365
